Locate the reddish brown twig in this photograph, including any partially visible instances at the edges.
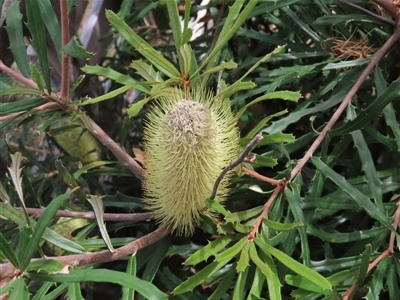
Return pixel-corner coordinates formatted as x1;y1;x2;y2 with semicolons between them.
242;167;281;186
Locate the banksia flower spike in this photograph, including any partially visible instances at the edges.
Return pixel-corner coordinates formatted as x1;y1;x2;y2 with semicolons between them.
143;88;239;236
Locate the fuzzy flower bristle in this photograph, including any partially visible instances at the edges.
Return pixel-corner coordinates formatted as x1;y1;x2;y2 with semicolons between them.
143;88;239;236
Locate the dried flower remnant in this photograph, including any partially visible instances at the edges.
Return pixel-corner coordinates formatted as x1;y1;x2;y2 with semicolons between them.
142;88;239;236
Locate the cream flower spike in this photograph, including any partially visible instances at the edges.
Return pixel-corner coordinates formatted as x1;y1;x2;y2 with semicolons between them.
142;88;239;236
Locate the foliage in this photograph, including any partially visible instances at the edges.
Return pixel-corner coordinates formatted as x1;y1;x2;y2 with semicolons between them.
1;0;400;299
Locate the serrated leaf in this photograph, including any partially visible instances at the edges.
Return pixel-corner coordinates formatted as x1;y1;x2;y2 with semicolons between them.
7;152;25;206
331;76;400;135
130;59;162;82
185;235;233;266
245;110;288;139
208;265;236;300
19;191;72;270
87;195;114;252
249;243;282;300
25;0;51;92
180;44;192;76
106;10;180;79
174;259;231;295
357;244;372;285
8;277;29;300
62;36;94;60
263;219;303;232
241;132;295;147
28;269;167;300
311;157;395;233
77;85;130;106
255;238;332;291
5;1;30;78
237;241;250;272
204;197;229;217
26;259;66;274
0;232;20;268
216;237;247;262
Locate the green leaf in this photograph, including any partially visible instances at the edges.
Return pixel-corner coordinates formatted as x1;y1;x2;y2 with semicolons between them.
26;259;66;274
0;97;47;114
77;85;130;106
208;265;236;300
31;282;53;300
67;282;84;300
185;235;233;266
244;110;288;139
166;0;184;71
236;241;250;272
331;76;400;135
255;238;332;291
87;195;114;252
8;278;29;300
5;1;30;78
37;0;62;62
0;202;85;254
25;0;52;92
130;59;163;82
106;10;180;78
19;191;71;270
174;259;231;295
0;232;20;268
216;237;247;262
348;106;383;210
81;65;150;93
263;219;303;232
62;36;94;60
122;256;137;300
249;243;282;300
240;132;295;147
357;244;372;285
311;157;395;233
28;269;167;300
180;44;192;76
233;267;249;300
205;197;229;217
285;275;325;294
29;63;44;91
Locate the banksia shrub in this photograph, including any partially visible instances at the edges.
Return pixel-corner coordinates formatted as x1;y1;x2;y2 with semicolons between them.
142;88;239;236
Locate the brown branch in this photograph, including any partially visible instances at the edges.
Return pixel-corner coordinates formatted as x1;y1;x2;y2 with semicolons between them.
242;167;282;186
83;117;144;180
342;249;392;299
16;207;153;222
0;102;60;121
0;60;40;90
372;0;400;22
388;201;400;253
60;0;70;101
337;0;396;26
0;225;171;282
210;134;263;199
290;27;400;181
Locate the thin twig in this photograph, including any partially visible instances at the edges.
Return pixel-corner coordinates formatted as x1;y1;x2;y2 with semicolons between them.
16;207;153;222
0;102;60;122
336;0;396;26
60;0;70;102
0;60;40;90
210;134;263;199
0;225;171;281
388;201;400;253
290;28;400;181
242;167;281;186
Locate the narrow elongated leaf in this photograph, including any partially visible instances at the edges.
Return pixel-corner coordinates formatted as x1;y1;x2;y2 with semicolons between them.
174;259;231;295
0;202;85;253
357;244;372;285
8;277;29;300
0;232;20;268
19;192;71;270
130;59;162;82
87;195;114;252
25;0;52;92
311;157;395;232
185;235;233;266
255;238;332;291
166;0;183;71
249;243;282;300
5;1;30;78
37;0;61;61
106;10;180;78
67;283;84;300
29;269;167;300
208;265;236;300
31;282;53;300
233;267;249;300
77;85;130;106
236;241;250;272
216;237;247;262
122;256;137;300
331;77;400;135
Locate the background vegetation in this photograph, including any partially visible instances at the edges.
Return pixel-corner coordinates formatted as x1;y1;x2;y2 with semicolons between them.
1;0;400;299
